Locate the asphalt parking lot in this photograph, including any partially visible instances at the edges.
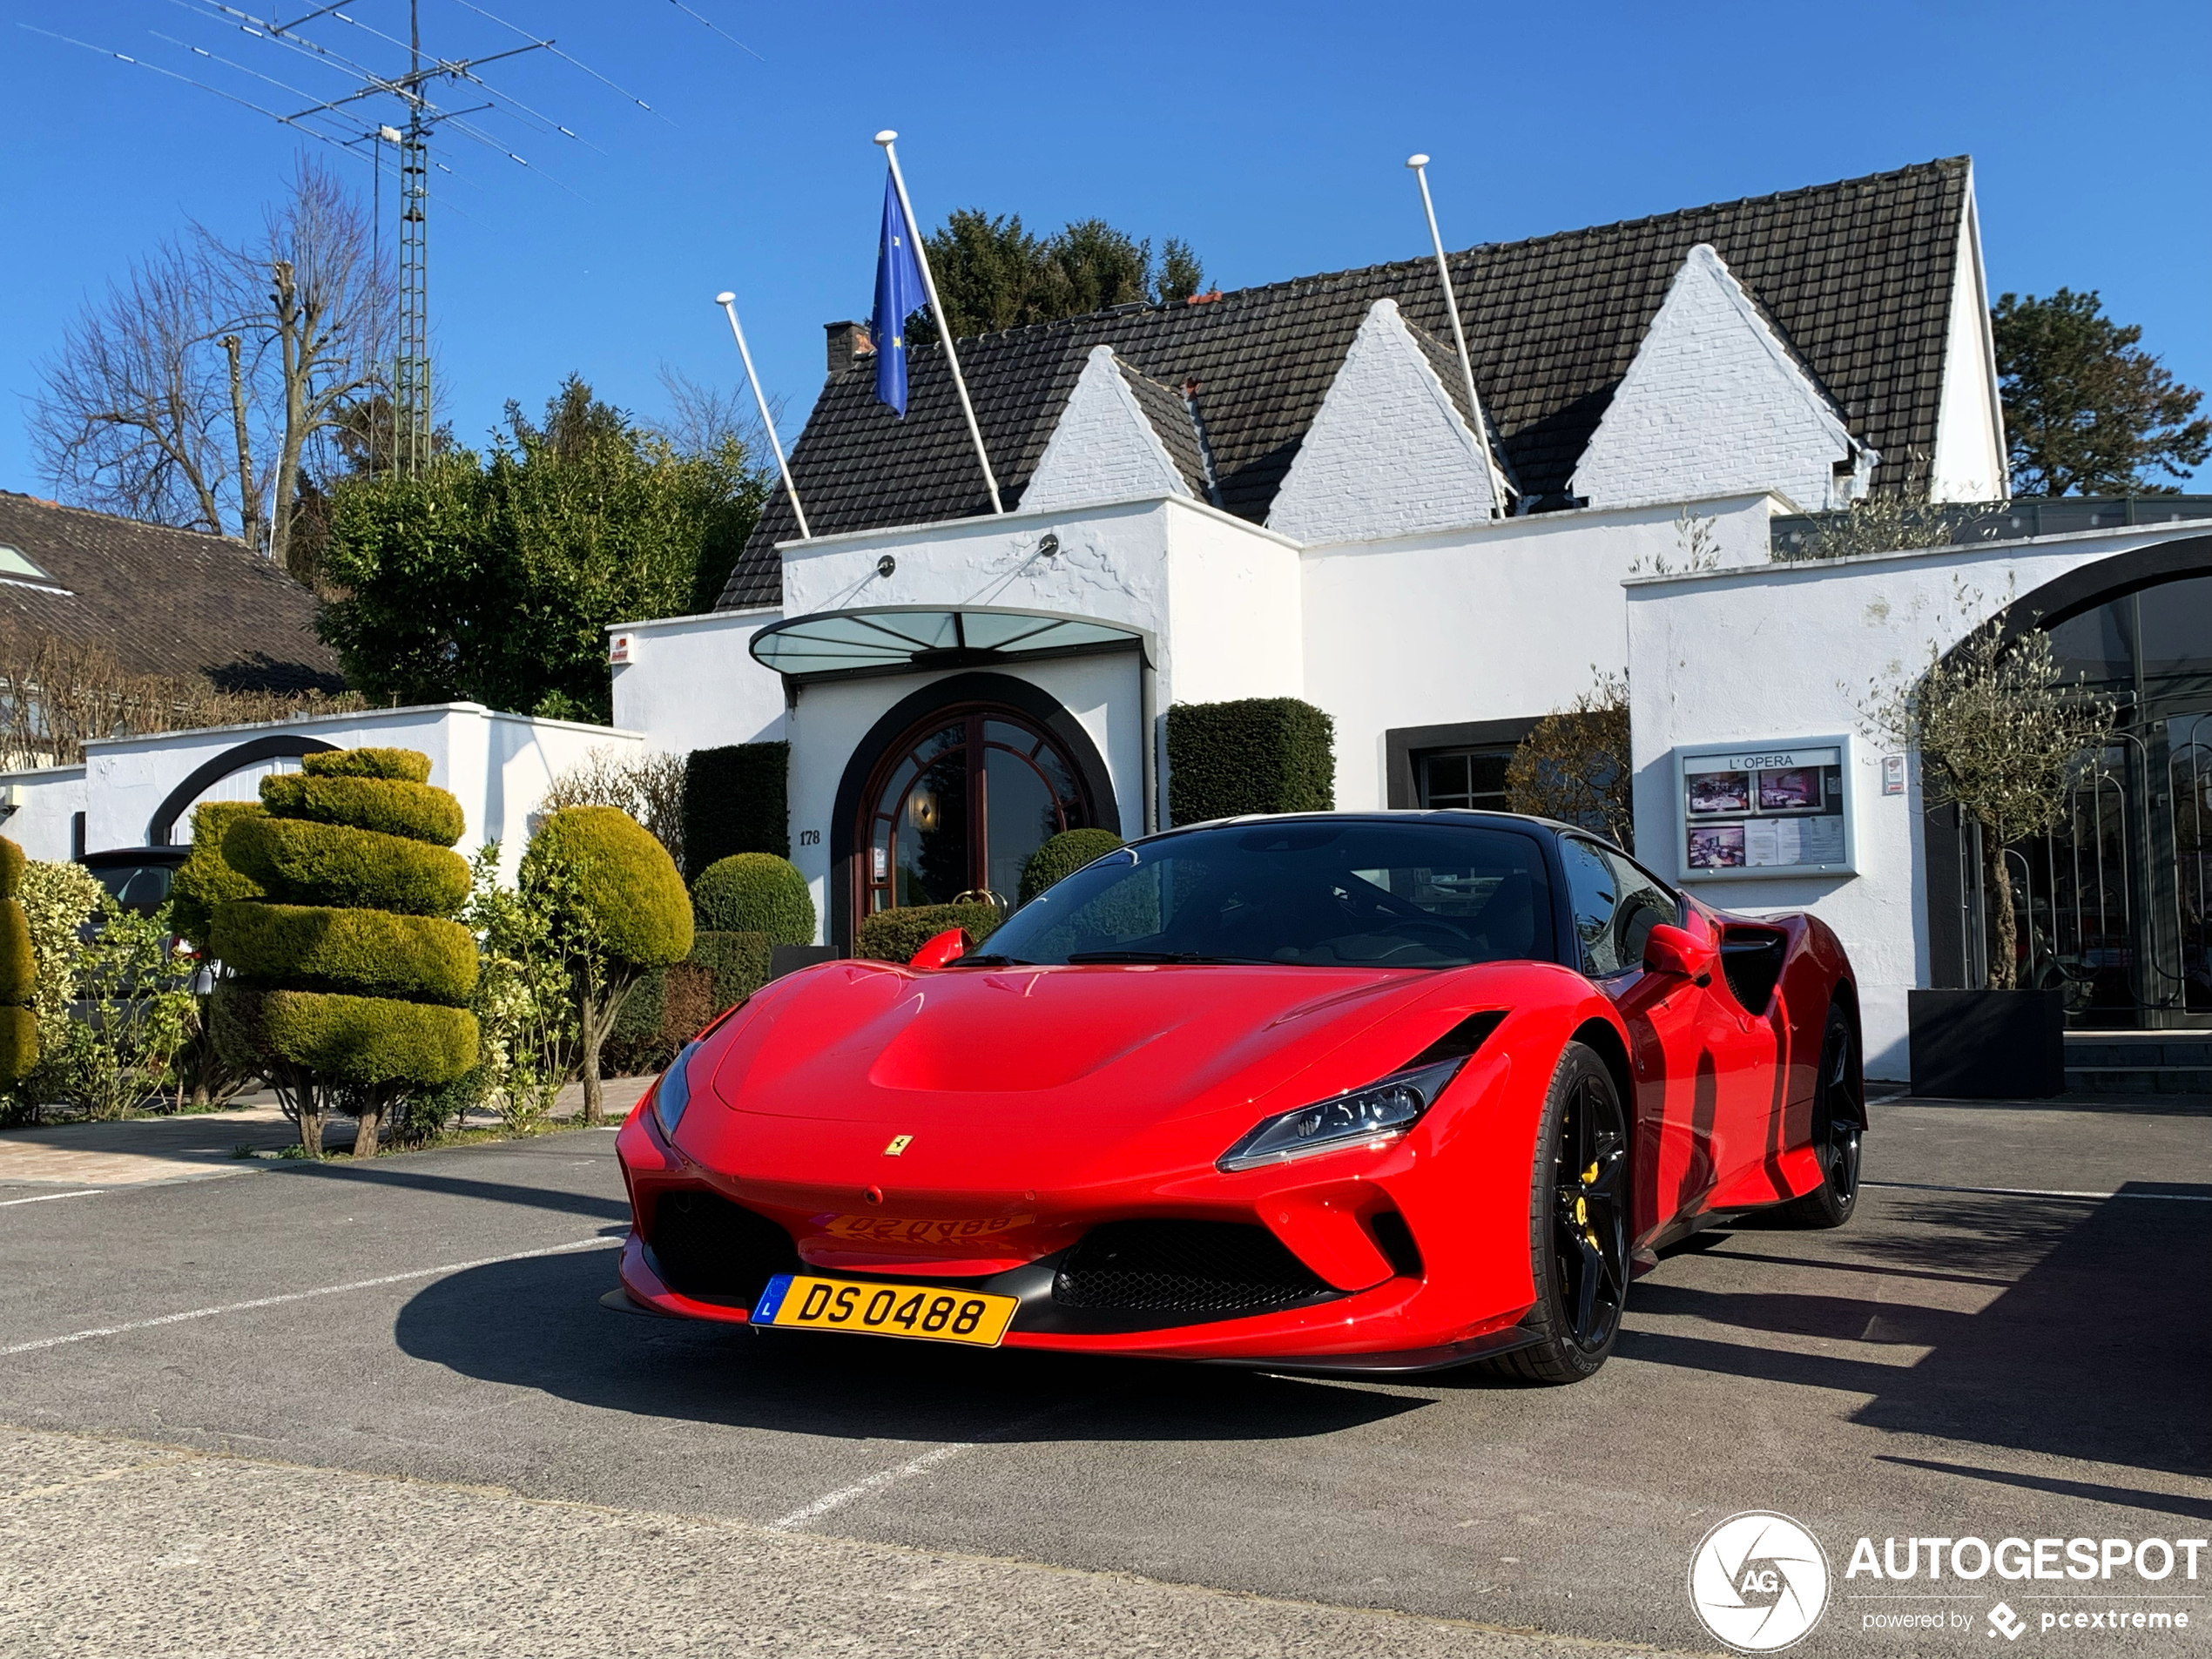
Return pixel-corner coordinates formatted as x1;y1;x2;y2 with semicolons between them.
0;1094;2205;1659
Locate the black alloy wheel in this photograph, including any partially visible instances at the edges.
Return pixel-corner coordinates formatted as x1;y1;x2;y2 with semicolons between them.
1489;1041;1630;1384
1777;1001;1862;1229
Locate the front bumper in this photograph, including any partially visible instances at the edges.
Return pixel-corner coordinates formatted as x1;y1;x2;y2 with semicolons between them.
610;1051;1543;1367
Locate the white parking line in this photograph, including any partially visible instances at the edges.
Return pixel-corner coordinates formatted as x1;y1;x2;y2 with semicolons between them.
0;1190;102;1208
770;1400;1083;1531
0;1236;618;1357
1865;1179;2212;1203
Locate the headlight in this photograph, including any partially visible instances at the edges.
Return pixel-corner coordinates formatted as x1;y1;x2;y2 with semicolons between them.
1217;1055;1468;1173
652;1042;698;1143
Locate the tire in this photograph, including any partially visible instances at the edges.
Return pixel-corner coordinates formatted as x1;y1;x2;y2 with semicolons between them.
1487;1041;1630;1384
1775;1001;1862;1230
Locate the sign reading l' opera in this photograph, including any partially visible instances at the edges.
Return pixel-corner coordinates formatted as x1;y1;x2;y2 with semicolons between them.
1673;736;1858;881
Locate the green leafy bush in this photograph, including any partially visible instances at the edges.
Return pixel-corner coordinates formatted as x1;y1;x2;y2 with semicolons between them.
169;803;265;951
1017;827;1125;904
260;773;465;846
216;987;477;1085
302;747;432;784
0;1007;35;1083
212;903;476;1007
225;814;470;916
523;806;692;968
681;742;790;877
1165;698;1335;825
854;902;1002;964
692;853;813;942
688;930;776;1013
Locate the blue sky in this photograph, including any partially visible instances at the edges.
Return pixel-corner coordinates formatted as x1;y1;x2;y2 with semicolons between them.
4;0;2207;496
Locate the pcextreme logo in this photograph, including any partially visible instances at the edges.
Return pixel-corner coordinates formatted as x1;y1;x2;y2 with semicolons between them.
1689;1512;1831;1652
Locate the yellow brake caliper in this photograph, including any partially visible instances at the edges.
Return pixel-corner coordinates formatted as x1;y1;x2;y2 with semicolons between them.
1577;1161;1600;1248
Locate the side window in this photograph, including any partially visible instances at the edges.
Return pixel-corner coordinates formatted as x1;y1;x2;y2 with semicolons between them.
1602;848;1679;969
1560;838;1622;975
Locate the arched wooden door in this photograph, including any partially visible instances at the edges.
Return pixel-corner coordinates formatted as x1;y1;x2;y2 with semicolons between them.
857;703;1096;917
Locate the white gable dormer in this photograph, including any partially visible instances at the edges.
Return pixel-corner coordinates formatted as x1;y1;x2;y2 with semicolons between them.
1020;346;1194;513
1266;299;1501;544
1572;244;1873;512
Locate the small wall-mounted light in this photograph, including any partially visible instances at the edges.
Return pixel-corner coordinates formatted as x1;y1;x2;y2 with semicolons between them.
1037;533;1059;558
877;554;897;578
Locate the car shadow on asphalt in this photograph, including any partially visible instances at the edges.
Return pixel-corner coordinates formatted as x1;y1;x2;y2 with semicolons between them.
1616;1183;2210;1482
266;1160;631;1224
391;1248;1438;1445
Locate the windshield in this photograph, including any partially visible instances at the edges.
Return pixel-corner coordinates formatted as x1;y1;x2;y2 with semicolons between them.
974;820;1553;968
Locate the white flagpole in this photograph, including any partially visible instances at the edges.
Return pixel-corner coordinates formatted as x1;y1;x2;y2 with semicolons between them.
715;290;812;541
1406;154;1510;518
875;130;1005;516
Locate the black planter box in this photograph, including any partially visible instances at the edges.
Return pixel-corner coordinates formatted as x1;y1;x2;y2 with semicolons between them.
1908;988;2066;1099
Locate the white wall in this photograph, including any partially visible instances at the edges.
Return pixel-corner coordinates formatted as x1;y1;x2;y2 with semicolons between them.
1304;492;1782;811
1571;246;1866;513
1625;522;2206;1077
17;704;643;884
2;767;85;863
1022;347;1193;513
1929;187;2009;502
608;607;787;756
783;651;1145;942
1267;300;1501;542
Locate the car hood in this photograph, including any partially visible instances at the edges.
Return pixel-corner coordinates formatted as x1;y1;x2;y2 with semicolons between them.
682;960;1473;1184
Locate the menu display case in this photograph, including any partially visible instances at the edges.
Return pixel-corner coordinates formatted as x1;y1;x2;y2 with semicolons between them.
1674;737;1857;881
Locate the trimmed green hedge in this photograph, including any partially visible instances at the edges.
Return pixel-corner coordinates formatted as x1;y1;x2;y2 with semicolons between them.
0;837;22;900
224;814;470;917
170;803;265;950
214;983;477;1085
1165;698;1335;826
692;853;813;942
211;900;477;1007
302;747;432;784
854;902;1002;964
260;773;465;847
1018;827;1125;904
523;806;692;968
689;929;776;1013
681;742;789;879
0;1005;34;1082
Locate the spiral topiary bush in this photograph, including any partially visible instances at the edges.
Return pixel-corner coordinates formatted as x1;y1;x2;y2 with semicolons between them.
0;837;36;1083
1017;827;1125;905
211;747;477;1157
691;853;814;943
169;802;265;952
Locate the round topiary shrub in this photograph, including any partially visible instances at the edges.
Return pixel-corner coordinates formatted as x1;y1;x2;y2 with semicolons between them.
0;836;35;1084
211;747;477;1157
853;901;1003;964
521;806;692;1123
1017;827;1125;905
691;853;814;944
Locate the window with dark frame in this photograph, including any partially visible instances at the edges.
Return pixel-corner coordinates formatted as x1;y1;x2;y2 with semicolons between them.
1418;748;1514;813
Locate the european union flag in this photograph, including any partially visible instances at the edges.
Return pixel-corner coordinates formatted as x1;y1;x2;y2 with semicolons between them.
872;169;927;419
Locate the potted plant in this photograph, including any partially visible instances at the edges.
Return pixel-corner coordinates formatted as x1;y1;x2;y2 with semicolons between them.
1870;611;2114;1098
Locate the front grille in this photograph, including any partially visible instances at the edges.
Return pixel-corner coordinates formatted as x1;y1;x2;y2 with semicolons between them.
1053;1220;1333;1314
646;1190;799;1304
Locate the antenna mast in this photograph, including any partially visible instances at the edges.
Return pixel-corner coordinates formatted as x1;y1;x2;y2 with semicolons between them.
395;0;431;475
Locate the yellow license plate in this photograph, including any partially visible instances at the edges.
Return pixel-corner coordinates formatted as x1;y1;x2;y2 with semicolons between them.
750;1273;1019;1347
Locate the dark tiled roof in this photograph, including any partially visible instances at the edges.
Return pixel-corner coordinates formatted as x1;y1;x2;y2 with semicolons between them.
722;157;1970;609
1114;360;1214;502
0;492;346;693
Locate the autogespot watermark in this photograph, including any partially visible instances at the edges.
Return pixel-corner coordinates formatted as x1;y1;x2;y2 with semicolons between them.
1689;1517;2208;1651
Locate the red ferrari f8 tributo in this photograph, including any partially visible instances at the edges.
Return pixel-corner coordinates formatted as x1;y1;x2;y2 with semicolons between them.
613;813;1863;1381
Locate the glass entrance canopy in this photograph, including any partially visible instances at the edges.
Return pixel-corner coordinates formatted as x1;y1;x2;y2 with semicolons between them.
749;606;1146;680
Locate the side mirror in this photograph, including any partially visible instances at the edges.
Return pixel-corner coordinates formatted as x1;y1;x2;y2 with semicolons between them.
907;927;970;971
1642;923;1716;988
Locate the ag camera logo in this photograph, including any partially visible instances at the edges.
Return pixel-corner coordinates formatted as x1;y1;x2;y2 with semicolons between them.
1689;1512;1831;1651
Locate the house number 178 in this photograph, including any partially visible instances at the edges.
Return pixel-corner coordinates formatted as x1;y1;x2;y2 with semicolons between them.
799;829;821;846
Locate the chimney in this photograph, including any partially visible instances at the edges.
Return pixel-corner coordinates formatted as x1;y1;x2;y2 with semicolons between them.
825;320;874;380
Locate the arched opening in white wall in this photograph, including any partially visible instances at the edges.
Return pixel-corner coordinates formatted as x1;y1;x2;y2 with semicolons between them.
146;734;340;847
